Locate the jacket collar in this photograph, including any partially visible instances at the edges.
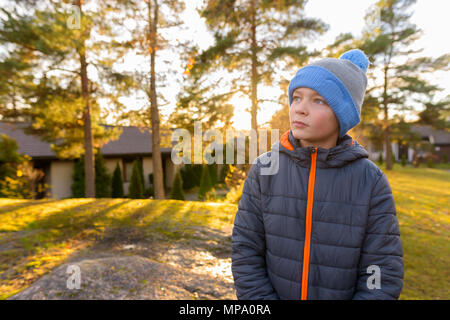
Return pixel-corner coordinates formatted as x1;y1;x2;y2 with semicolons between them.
278;129;368;168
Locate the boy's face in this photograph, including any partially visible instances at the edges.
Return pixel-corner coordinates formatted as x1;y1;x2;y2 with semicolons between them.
289;87;340;149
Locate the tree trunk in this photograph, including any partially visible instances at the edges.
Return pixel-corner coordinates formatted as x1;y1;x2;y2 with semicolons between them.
250;0;258;135
383;65;392;170
76;0;95;197
148;0;165;199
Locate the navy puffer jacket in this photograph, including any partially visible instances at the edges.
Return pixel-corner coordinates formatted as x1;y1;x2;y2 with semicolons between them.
231;130;404;300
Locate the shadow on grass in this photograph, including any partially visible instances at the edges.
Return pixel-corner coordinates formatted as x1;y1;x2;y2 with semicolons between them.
0;199;60;215
0;199;135;299
1;198;236;299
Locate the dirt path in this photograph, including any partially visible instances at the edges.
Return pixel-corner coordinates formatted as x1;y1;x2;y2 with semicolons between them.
9;225;236;300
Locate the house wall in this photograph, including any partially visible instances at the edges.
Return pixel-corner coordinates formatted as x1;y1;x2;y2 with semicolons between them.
48;155;179;199
105;158;123;175
435;145;450;162
50;160;74;199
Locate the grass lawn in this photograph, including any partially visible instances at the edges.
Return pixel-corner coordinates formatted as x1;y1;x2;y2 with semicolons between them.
0;198;236;299
0;163;448;300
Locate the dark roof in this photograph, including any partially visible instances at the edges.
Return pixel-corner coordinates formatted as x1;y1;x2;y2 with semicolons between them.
0;121;173;160
410;125;450;145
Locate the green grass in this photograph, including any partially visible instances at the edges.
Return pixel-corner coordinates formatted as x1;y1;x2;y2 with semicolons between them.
0;198;236;299
0;164;448;300
377;163;449;299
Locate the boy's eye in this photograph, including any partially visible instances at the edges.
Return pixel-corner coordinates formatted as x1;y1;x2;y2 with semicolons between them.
315;99;325;104
293;96;301;102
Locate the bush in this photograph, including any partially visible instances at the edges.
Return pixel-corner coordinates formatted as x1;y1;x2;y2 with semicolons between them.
128;160;144;199
111;162;124;198
180;164;197;190
71;152;112;198
0;134;22;179
138;158;145;189
192;164;203;186
198;165;213;201
144;186;154;198
219;164;230;183
0;134;32;198
378;152;383;165
443;154;448;163
401;155;407;167
225;180;244;204
95;152;111;198
71;157;85;198
427;157;434;168
170;170;185;200
208;163;218;186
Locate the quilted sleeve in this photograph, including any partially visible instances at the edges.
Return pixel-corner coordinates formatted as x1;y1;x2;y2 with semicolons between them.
231;162;279;300
353;172;404;300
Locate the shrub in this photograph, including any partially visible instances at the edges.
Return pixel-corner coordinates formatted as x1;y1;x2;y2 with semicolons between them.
192;164;203;186
128;160;144;199
225;180;245;204
180;164;197;190
0;134;32;198
219;164;230;183
71;152;112;198
208;163;218;186
138;158;145;189
401;155;406;167
95;152;111;198
71;157;85;198
111;162;124;198
198;165;213;201
170;170;185;200
144;186;154;198
378;152;383;165
427;157;434;168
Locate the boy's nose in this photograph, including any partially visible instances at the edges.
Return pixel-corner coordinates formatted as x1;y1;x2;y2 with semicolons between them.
292;99;309;115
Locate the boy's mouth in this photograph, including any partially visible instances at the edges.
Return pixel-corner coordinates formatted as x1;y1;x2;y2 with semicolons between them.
293;120;309;128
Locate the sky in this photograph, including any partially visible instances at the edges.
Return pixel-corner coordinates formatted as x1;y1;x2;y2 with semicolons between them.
115;0;450;131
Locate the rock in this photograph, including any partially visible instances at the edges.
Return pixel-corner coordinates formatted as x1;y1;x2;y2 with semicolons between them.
8;255;185;300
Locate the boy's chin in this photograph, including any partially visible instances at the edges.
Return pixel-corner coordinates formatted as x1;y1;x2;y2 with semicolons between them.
291;127;310;140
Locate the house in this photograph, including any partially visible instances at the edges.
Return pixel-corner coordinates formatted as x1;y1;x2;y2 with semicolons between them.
0;121;180;199
365;124;450;163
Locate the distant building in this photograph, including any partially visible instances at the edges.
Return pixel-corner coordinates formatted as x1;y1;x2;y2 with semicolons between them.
0;121;180;199
365;124;450;163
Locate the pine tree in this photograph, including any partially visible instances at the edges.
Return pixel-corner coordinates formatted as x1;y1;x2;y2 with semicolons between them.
128;159;144;199
170;170;185;201
111;162;124;198
361;0;450;170
198;165;212;201
0;1;133;196
197;0;327;135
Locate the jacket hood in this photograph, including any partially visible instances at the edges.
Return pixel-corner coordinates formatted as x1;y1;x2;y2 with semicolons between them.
276;129;369;168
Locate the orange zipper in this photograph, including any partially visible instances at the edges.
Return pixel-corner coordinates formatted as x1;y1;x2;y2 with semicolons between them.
301;147;318;300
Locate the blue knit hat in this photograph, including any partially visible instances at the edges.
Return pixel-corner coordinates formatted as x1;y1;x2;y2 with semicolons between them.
288;49;369;138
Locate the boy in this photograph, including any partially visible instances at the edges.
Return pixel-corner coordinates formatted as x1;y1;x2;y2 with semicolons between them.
231;49;404;300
